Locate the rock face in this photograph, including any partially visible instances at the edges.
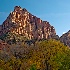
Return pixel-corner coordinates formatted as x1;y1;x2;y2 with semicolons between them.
0;6;56;40
60;30;70;47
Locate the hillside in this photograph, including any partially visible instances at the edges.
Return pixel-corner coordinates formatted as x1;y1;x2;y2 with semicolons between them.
0;6;70;70
0;39;70;70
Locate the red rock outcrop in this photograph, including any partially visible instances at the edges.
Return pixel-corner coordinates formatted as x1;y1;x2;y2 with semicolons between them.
0;6;56;40
60;30;70;47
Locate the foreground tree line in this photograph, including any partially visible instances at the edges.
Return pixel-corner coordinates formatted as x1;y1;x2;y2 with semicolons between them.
0;32;70;70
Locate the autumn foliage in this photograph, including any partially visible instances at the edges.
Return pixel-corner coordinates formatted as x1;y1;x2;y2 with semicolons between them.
0;36;70;70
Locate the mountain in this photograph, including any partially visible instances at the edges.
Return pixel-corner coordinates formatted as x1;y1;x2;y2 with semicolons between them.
60;30;70;47
0;6;70;70
0;6;57;40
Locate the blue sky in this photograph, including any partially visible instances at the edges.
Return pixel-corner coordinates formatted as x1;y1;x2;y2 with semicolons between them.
0;0;70;36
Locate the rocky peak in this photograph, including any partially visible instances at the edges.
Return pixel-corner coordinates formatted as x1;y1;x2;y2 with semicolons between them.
68;30;70;33
14;6;22;11
60;30;70;47
14;6;27;12
0;6;56;40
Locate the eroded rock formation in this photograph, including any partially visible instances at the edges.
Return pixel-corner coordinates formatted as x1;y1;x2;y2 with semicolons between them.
0;6;56;40
60;30;70;47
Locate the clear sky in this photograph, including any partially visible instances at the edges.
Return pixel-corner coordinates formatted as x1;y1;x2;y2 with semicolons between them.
0;0;70;36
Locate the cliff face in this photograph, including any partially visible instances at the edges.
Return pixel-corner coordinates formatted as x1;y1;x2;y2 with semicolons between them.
60;30;70;47
0;6;56;40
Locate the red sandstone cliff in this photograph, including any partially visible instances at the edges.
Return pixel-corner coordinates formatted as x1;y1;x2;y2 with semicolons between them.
60;30;70;47
0;6;56;40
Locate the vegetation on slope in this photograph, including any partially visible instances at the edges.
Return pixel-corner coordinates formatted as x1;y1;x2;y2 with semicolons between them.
0;35;70;70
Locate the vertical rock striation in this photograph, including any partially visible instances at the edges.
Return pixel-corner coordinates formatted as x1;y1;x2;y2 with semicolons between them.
0;6;56;40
